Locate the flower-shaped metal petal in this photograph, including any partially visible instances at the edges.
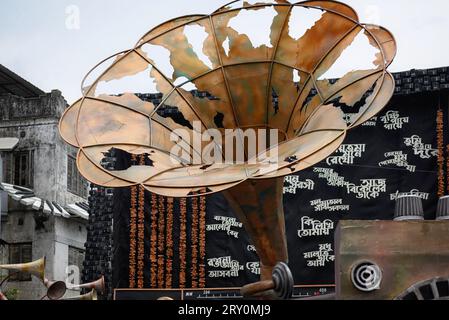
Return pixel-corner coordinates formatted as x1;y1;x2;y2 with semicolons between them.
59;0;396;197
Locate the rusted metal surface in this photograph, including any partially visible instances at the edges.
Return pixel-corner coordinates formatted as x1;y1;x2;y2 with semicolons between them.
335;221;449;300
60;1;396;193
59;1;396;296
225;177;287;268
395;277;449;300
241;280;275;297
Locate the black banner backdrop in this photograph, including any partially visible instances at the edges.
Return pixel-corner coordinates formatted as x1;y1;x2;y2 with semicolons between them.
111;75;449;292
284;89;448;286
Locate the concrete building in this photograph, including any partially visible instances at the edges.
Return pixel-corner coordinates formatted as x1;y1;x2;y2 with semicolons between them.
0;64;89;300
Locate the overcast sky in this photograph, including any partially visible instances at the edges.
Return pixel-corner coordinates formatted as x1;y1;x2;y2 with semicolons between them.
1;0;448;104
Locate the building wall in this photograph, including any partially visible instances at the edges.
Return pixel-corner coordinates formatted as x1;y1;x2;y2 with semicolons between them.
0;90;85;204
0;88;89;300
0;207;87;299
0;209;54;300
54;214;87;298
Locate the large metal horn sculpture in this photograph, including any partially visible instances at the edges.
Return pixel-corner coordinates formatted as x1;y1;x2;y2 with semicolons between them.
70;276;105;295
0;257;46;283
64;289;98;301
43;279;67;300
59;0;396;299
0;257;67;300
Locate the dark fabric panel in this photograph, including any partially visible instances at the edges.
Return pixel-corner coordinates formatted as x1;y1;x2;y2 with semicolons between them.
113;90;449;289
283;91;447;285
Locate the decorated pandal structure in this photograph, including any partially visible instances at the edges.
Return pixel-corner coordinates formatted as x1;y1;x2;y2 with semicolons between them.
55;0;449;300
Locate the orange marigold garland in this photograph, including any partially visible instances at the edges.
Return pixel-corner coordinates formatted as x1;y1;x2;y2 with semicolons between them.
165;197;174;288
137;155;146;288
191;195;199;288
128;154;138;288
199;191;207;288
179;197;187;288
150;193;158;288
447;144;449;195
437;109;445;197
157;195;165;287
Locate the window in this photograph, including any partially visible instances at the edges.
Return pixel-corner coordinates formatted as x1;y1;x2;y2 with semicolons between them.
13;151;34;188
67;155;88;198
68;246;85;286
8;243;32;281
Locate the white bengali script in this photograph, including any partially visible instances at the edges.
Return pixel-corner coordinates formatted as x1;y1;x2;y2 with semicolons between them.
381;110;409;130
283;176;315;195
208;270;240;278
313;167;386;199
303;243;335;268
346;179;387;200
298;216;335;238
326;144;366;166
246;262;260;275
379;151;416;173
313;167;348;187
207;256;243;278
390;189;429;201
206;216;242;239
247;245;257;253
310;198;350;212
404;135;438;159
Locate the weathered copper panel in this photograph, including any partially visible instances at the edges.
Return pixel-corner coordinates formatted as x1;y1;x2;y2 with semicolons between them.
76;97;150;147
178;69;237;130
224;63;271;127
268;63;307;133
59;2;396;192
141;19;219;81
277;9;356;73
350;72;395;128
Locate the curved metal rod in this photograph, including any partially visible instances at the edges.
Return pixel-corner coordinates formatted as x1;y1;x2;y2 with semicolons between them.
241;280;275;297
0;272;18;289
264;5;294;128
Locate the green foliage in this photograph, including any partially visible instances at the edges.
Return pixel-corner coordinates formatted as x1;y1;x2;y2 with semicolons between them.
4;288;19;300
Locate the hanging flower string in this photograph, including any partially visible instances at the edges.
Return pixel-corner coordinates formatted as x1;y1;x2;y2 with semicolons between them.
150;193;158;288
437;109;445;197
137;154;146;288
447;144;449;195
128;154;138;288
157;195;166;287
179;197;187;288
165;197;174;288
191;195;199;288
199;191;207;288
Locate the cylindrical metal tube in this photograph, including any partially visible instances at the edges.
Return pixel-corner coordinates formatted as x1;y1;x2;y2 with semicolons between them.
436;195;449;220
394;195;424;221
